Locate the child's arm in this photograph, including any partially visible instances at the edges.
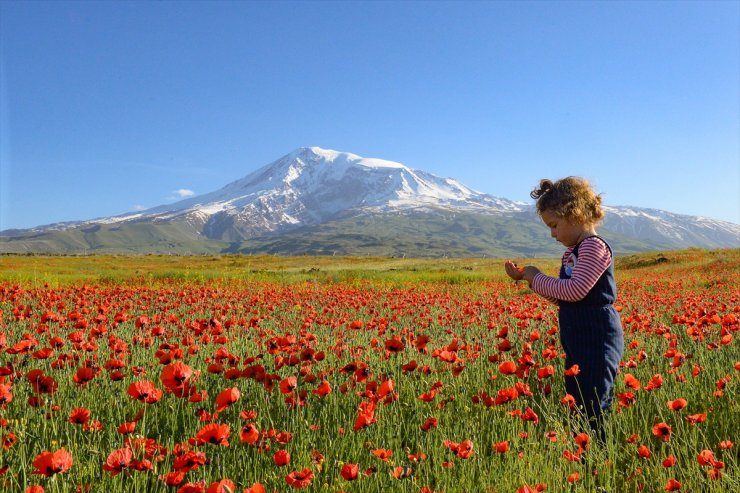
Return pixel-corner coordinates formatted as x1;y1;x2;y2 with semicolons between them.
504;261;558;303
530;238;612;302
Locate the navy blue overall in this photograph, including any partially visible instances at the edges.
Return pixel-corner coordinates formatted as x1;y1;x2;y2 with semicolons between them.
558;236;624;436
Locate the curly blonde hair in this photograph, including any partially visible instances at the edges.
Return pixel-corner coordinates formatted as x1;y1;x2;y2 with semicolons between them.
530;176;604;225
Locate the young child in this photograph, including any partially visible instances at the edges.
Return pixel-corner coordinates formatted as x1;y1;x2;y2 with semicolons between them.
504;177;624;440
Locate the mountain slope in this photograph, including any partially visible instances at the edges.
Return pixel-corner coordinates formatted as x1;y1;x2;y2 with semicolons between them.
1;147;738;256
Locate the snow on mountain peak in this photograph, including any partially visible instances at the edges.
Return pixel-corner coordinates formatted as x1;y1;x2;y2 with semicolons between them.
293;146;407;170
131;147;523;235
16;147;522;235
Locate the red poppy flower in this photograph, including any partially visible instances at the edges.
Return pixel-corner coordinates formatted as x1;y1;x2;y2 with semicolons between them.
161;362;194;391
127;380;163;404
617;391;636;408
443;439;474;459
312;379;331;397
102;447;133;476
27;370;58;395
161;471;186;486
697;449;716;466
495;386;519;405
285;468;313;488
418;389;437;402
273;449;291;466
391;465;412;479
353;402;377;431
421;416;438;431
384;336;405;353
436;349;457;363
377;379;394;398
110;370;126;381
176;482;206;493
68;407;91;425
275;431;293;444
652;422;672;442
563;447;584;463
564;364;580;376
406;451;426;462
27;396;45;408
667;398;687;411
637;445;651;459
205;479;235;493
574;432;590;450
624;373;641;390
560;394;576;410
0;383;12;407
494;441;509;453
73;367;96;385
665;478;681;491
240;423;260;445
499;361;517;375
645;374;664;391
353;365;371;382
193;423;230;446
25;485;44;493
662;454;677;467
517;485;546;493
521;407;539;424
125;436;166;461
685;413;707;424
173;451;207;472
371;448;392;461
243;483;266;493
456;439;474;458
279;376;297;394
2;431;17;451
536;365;554;380
83;420;103;432
214;387;240;412
341;463;359;480
117;421;137;435
32;448;73;476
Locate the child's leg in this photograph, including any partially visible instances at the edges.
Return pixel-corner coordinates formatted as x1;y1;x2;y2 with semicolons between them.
562;311;622;441
565;364;613;443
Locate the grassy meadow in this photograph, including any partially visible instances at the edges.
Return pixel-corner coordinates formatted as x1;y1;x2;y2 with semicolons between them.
0;249;737;492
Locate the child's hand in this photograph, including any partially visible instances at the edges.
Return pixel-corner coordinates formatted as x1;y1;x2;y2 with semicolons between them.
504;261;541;285
504;260;525;281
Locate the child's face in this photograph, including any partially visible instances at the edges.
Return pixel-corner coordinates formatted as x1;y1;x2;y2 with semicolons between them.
540;210;589;247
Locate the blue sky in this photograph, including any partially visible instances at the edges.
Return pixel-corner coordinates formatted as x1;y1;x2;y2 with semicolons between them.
1;0;738;230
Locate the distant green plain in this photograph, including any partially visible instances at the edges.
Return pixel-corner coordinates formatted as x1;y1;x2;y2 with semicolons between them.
1;248;736;286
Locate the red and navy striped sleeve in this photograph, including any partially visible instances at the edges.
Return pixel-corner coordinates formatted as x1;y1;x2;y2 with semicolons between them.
531;237;612;302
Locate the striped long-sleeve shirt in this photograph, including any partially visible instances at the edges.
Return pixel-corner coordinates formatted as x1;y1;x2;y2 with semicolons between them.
531;236;612;303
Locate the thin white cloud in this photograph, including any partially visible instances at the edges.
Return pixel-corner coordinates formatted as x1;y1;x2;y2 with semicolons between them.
173;189;195;198
132;204;147;211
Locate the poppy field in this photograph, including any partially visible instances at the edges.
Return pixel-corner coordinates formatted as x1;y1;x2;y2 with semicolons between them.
0;250;738;493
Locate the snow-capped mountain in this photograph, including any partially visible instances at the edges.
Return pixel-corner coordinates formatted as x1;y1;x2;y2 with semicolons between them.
602;206;740;249
88;147;524;236
1;147;738;256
